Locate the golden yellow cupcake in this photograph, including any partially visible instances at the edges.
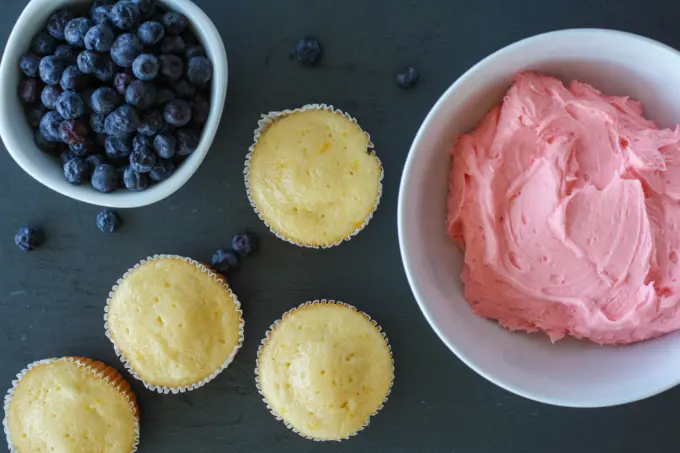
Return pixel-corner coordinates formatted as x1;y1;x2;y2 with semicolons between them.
256;300;393;441
105;255;244;392
3;357;139;453
245;104;383;248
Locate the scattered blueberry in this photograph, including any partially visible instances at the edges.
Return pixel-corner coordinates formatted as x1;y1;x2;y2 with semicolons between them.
125;80;156;109
160;35;185;54
55;91;85;120
113;71;134;95
90;112;106;133
25;105;45;128
41;85;62;109
232;232;257;256
47;9;75;40
104;105;140;136
162;12;188;34
20;53;41;78
39;111;64;142
170;78;195;100
64;18;93;47
91;163;118;192
133;0;156;20
60;65;88;91
91;5;113;25
96;210;121;232
158;54;183;81
109;1;140;31
110;33;143;67
175;128;199;156
39;56;66;85
137;108;163;136
164;99;191;126
31;32;57;56
132;54;158;81
63;157;89;183
105;135;133;160
295;38;322;66
85;24;115;52
94;57;115;81
15;226;44;252
192;94;209;125
211;249;239;274
18;79;41;104
185;45;205;60
129;146;156;173
91;87;120;115
77;50;101;74
59;119;88;145
396;65;419;89
153;133;176;159
155;87;175;106
137;21;165;46
149;158;175;182
186;56;212;86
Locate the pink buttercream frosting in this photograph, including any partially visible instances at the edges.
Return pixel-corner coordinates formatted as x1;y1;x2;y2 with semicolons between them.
447;72;680;344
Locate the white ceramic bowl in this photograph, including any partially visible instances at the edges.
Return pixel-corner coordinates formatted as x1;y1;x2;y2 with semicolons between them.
0;0;227;208
399;29;680;407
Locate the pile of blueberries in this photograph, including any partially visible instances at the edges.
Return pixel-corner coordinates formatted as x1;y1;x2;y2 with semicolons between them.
18;0;213;193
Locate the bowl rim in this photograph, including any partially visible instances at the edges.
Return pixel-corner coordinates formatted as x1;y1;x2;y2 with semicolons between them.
397;28;680;407
0;0;228;208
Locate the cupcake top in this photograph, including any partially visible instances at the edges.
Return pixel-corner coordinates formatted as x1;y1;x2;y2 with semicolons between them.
106;256;244;391
4;357;138;453
246;106;383;247
256;301;393;440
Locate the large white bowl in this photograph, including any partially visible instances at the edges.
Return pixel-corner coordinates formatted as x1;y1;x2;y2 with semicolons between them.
0;0;227;208
398;29;680;407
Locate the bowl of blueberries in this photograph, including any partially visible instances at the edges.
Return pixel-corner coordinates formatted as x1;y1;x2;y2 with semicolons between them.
0;0;227;207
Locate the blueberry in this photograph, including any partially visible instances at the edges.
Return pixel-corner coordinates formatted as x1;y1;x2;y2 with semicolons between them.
69;138;93;156
125;80;156;109
211;249;239;274
81;88;95;109
59;119;88;145
123;166;148;191
89;113;105;134
85;154;106;170
55;91;85;120
155;87;175;106
84;24;115;52
160;35;185;55
94;57;115;81
91;164;118;192
132;54;159;81
159;122;176;135
113;71;134;95
96;210;121;232
162;12;188;34
186;56;212;86
65;18;93;47
39;111;63;142
54;44;78;64
153;133;176;159
192;93;209;125
47;9;75;40
110;34;143;67
18;79;41;104
109;2;140;30
137;21;165;46
149;158;175;182
20;53;41;78
30;32;56;56
396;65;419;89
104;105;140;136
63;157;89;183
60;65;89;91
232;232;257;256
164;99;191;126
170;78;196;100
105;135;133;160
41;85;62;109
15;226;44;251
35;129;57;151
91;87;120;115
25;104;45;128
133;0;155;19
91;5;113;25
132;134;152;152
39;56;66;85
295;38;322;65
158;54;183;81
176;128;199;156
129;146;156;173
185;45;205;60
90;0;115;15
60;150;77;165
137;108;163;136
77;50;101;74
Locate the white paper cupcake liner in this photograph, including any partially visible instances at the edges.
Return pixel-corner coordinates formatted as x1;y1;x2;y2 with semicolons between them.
255;299;395;441
3;356;140;453
244;104;384;249
104;254;245;394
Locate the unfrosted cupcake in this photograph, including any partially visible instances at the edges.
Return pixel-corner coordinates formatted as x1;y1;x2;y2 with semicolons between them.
245;104;383;248
105;255;244;393
3;357;139;453
256;300;393;441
